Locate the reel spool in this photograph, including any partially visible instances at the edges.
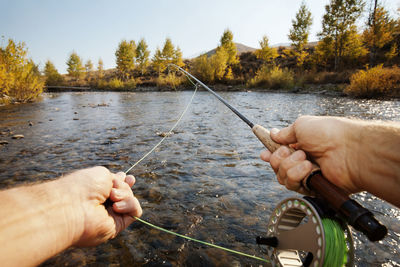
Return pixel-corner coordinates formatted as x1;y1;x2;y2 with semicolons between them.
257;197;354;267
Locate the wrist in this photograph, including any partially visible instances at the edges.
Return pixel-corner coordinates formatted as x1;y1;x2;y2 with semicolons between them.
53;176;85;247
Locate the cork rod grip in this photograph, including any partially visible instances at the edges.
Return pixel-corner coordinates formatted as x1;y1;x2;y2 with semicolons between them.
251;124;349;206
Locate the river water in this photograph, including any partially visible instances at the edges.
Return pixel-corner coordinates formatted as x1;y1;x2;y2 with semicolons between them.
0;91;399;266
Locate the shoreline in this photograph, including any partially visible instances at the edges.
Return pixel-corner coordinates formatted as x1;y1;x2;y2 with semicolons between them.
2;84;399;106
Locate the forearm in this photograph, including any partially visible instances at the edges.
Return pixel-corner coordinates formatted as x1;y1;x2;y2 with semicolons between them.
0;178;82;266
349;120;400;207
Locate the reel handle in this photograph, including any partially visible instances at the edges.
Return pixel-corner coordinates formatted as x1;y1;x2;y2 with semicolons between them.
252;124;387;241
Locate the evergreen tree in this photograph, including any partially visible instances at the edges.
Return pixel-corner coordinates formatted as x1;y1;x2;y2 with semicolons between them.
115;40;136;80
319;0;364;70
219;29;239;65
288;2;313;67
136;38;150;75
97;58;104;79
255;35;278;64
66;52;85;80
44;60;63;86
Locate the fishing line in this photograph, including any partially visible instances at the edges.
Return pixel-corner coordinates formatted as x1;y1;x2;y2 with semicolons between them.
122;67;351;266
121;70;269;263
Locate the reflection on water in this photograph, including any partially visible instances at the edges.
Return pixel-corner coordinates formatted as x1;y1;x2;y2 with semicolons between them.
0;91;399;266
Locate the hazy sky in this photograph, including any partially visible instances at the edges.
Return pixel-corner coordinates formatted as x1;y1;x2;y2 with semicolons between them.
1;0;399;73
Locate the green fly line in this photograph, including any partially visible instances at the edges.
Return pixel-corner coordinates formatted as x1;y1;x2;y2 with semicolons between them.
123;68;350;266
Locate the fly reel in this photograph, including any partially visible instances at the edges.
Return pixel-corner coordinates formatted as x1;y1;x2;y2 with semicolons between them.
257;197;355;267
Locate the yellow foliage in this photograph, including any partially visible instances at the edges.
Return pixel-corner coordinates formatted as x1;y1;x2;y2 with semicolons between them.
248;65;295;89
96;78;136;90
345;65;400;97
191;48;229;83
0;39;44;102
156;72;185;89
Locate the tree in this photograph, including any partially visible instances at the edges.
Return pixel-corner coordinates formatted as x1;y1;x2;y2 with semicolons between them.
173;46;184;67
66;52;84;80
192;48;228;83
44;60;63;86
136;38;150;75
152;38;184;73
255;35;278;64
219;29;239;65
319;0;364;70
115;40;136;80
288;2;313;67
97;58;104;79
85;59;93;73
152;48;164;73
0;39;43;101
85;59;93;80
363;3;395;65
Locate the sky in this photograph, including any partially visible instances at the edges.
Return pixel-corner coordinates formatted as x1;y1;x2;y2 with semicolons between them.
1;0;399;74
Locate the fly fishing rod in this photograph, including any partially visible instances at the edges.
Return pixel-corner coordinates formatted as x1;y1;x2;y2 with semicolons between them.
170;64;387;264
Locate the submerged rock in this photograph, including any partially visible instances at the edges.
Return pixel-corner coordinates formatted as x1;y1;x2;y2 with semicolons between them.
156;131;173;137
12;134;24;139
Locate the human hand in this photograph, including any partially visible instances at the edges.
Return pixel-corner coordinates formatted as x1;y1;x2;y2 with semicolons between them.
61;166;142;247
260;116;360;194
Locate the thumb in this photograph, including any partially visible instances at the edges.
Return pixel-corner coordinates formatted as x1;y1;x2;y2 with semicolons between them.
271;124;297;144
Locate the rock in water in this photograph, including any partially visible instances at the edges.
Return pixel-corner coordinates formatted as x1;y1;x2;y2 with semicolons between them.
0;140;8;145
156;131;173;137
12;134;24;139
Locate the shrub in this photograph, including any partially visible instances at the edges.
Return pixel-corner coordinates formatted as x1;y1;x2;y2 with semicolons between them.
156;72;185;89
345;65;400;97
248;65;295;89
96;78;136;90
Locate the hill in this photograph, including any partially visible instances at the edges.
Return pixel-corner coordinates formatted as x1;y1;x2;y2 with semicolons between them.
202;42;257;57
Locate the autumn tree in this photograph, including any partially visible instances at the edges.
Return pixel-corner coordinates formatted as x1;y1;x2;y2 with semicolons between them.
66;52;85;80
136;38;150;75
288;2;313;67
115;40;136;80
192;48;229;83
44;60;63;86
219;29;239;65
84;59;93;80
152;38;184;74
319;0;364;70
97;58;104;79
255;35;278;64
363;2;395;65
0;39;43;101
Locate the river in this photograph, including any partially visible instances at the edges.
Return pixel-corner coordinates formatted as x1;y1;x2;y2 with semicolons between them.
0;91;399;266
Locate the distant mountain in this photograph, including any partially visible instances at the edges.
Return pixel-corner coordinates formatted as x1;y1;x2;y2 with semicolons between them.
201;42;257;58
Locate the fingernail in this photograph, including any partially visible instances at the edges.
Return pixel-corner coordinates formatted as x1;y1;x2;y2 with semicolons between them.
277;147;289;157
291;151;304;161
115;201;126;209
116;172;126;179
271;128;279;135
